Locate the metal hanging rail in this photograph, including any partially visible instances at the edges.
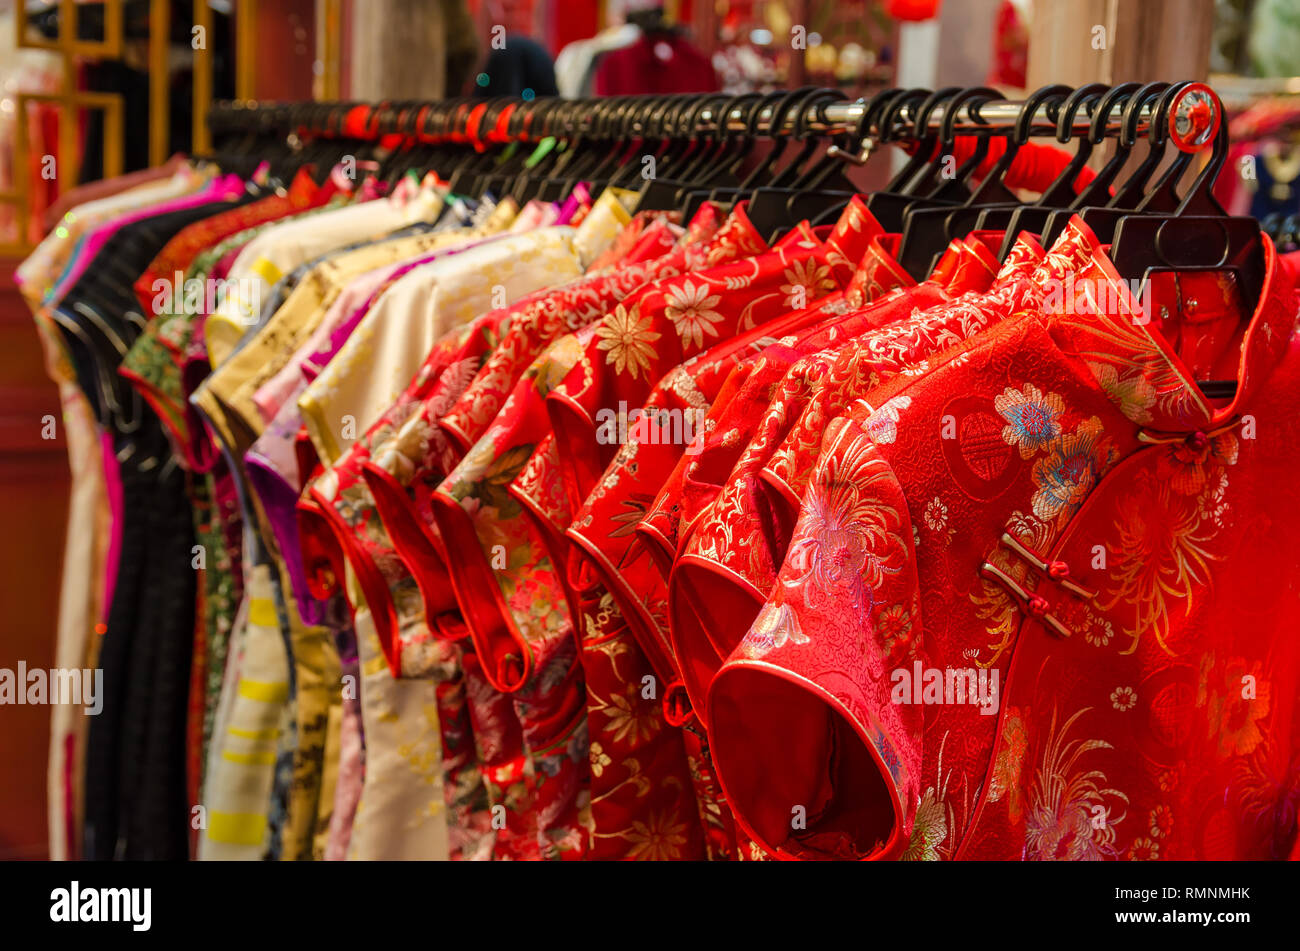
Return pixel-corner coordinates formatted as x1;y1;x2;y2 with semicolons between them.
702;84;1220;147
207;82;1223;153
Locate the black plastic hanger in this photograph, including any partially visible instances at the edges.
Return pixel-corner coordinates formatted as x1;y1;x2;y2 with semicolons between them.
445;97;512;196
1109;85;1264;397
803;88;910;228
938;84;1070;246
733;86;821;194
994;81;1108;259
605;96;671;190
970;84;1072;238
477;95;547;198
745;88;849;241
1079;81;1175;240
780;91;877;225
510;97;569;201
892;86;974;200
896;85;1006;278
532;98;601;201
671;92;746;197
1040;81;1143;245
865;87;963;231
514;97;579;201
688;91;787;220
634;94;717;211
560;96;636;195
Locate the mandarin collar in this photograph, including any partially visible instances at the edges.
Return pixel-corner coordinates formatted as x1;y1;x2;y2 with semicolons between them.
1041;216;1297;432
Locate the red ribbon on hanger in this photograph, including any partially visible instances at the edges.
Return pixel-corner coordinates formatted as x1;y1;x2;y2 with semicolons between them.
464;102;491;152
906;135;1100;194
489;103;517;145
448;103;473;145
341;104;374;141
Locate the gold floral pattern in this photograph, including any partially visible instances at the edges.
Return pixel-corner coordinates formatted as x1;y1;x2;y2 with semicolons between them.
595;302;660;380
782;429;910;613
1110;686;1136;711
623;809;691;861
1102;470;1218;655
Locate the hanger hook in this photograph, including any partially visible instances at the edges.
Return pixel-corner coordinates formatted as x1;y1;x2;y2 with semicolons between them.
1148;80;1194;146
1089;81;1141;144
1120;81;1169;147
1055;82;1108;143
878;88;930;144
909;86;964;142
762;85;822;139
1014;85;1072;145
940;85;1004;145
827;88;904;165
792;87;848;140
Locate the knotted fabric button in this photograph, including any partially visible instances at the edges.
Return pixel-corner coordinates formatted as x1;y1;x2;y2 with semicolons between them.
1187;430;1209;452
497;652;525;690
663;681;694;728
1047;560;1070;580
1027;595;1050;618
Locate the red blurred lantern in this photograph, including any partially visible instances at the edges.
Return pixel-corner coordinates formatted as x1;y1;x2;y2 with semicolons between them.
888;0;942;20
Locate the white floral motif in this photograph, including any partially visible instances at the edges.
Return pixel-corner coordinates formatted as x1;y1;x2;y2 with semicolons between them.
664;279;724;348
780;259;835;310
864;396;913;445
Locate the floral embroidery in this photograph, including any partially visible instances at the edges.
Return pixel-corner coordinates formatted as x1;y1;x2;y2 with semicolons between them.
1157;767;1181;793
968;570;1021;669
1065;602;1116;648
1197;468;1230;529
994;383;1064;458
864;395;912;445
874;603;913;659
372;414;436;483
664;279;724;348
623;809;691;861
595;302;660;380
1156;431;1238;496
590;682;660;746
590;742;612;778
924;496;948;532
1110;686;1137;711
1149;804;1173;839
1087;362;1156;425
904;786;949;861
1229;740;1300;850
780;259;836;309
1197;654;1271;757
985;709;1028;824
1031;417;1115;527
1103;470;1217;655
1024;707;1127;860
782;432;909;612
744;600;809;656
970;511;1049;666
1127;837;1159;860
923;495;955;546
903;734;963;861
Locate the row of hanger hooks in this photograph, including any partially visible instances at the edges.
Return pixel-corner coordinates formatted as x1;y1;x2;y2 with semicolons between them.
207;82;1223;159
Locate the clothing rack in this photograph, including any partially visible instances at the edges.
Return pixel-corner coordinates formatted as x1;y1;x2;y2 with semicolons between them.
207;81;1224;155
